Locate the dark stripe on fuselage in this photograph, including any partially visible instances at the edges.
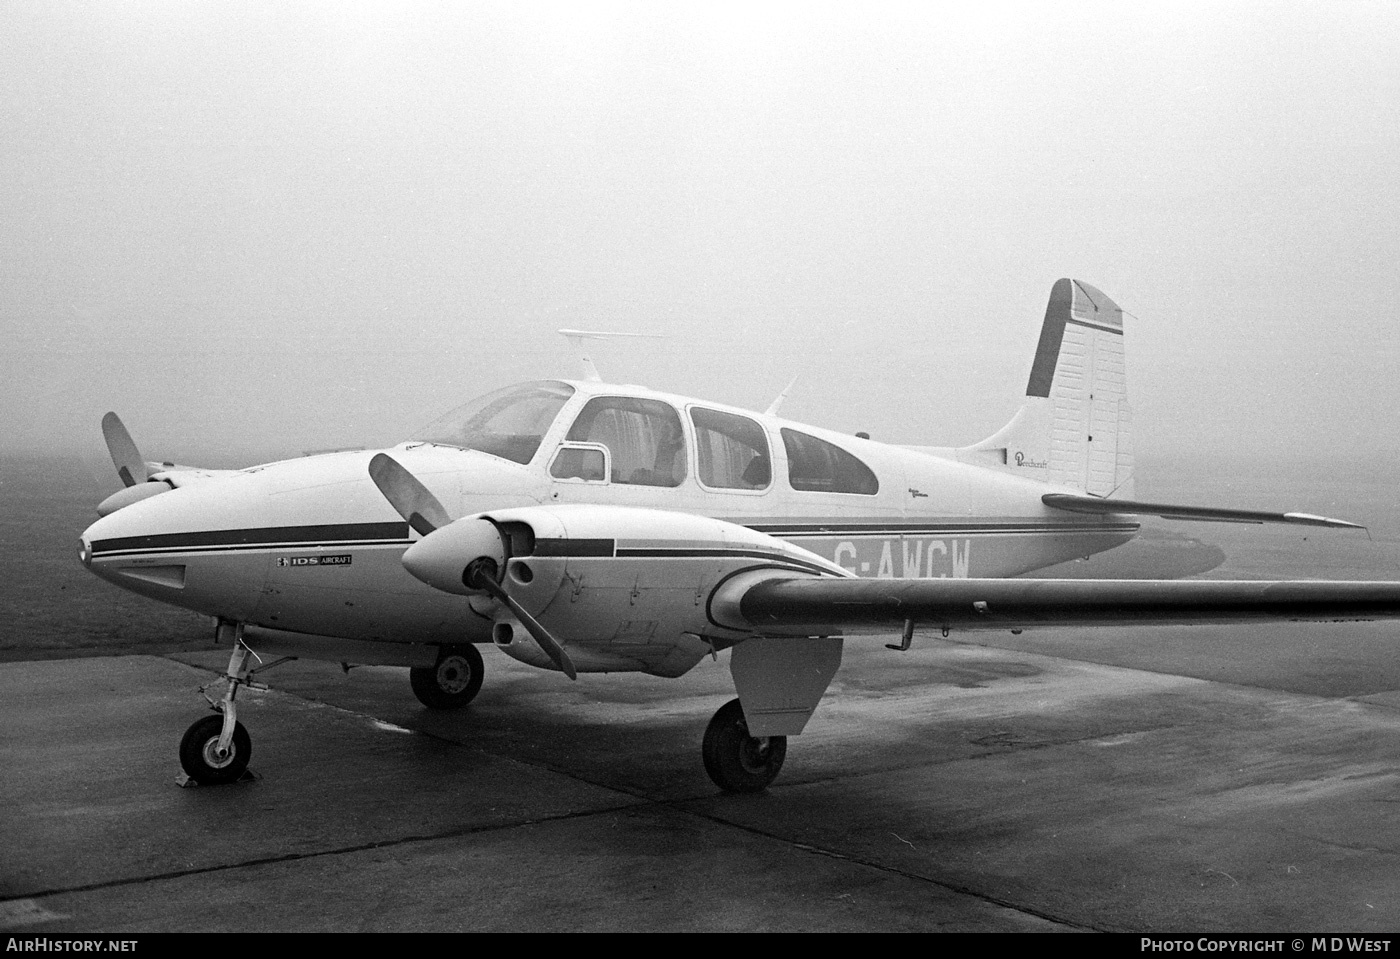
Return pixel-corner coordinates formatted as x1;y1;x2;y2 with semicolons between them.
614;548;836;577
90;522;410;556
748;522;1139;536
89;518;1136;567
533;538;615;557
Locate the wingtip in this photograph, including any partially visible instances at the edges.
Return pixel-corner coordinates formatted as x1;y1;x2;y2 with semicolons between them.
1283;512;1367;530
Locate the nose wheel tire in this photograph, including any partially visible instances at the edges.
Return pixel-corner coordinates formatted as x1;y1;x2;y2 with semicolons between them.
179;714;252;786
410;644;485;710
702;698;787;793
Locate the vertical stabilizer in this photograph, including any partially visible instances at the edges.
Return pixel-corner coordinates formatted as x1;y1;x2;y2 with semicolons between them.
966;279;1134;497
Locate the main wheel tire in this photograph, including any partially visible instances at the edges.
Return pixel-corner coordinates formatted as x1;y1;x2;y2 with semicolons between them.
410;644;485;710
702;698;787;793
179;714;252;786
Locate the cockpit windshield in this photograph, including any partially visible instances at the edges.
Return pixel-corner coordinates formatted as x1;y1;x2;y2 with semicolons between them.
408;381;575;465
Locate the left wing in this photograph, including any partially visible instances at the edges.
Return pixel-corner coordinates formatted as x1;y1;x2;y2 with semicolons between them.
723;576;1400;633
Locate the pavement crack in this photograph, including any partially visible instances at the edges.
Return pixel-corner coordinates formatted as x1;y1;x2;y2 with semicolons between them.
671;805;1100;932
5;801;646;906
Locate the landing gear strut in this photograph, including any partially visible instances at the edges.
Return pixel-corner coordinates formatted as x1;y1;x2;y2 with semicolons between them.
702;698;787;793
179;635;257;785
410;644;484;710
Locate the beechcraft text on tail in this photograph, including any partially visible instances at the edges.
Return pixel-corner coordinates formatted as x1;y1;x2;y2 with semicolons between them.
79;279;1400;793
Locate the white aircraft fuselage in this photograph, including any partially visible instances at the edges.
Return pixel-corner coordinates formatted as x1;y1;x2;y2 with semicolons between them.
80;377;1135;673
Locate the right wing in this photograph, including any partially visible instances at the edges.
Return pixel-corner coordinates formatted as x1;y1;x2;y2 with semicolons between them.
98;412;238;515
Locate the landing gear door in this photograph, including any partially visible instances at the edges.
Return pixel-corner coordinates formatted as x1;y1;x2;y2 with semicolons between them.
729;636;844;736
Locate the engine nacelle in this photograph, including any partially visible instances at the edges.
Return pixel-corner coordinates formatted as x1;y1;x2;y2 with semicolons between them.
490;616;688;673
96;480;173;517
402;504;850;676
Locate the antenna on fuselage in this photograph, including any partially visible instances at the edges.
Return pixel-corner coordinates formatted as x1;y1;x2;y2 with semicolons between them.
764;375;800;416
557;330;666;383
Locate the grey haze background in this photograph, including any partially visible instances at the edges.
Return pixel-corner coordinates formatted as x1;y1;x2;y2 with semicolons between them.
3;1;1397;470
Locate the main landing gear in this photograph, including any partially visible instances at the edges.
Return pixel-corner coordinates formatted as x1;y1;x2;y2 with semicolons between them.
702;698;787;793
410;644;484;710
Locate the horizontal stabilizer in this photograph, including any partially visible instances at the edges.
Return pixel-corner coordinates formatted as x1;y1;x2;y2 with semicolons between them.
1042;493;1363;529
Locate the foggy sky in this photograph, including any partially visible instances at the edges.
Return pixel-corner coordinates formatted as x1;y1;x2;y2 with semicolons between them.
3;1;1397;472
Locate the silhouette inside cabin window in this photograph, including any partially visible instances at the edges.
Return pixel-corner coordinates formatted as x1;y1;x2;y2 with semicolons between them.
566;397;686;487
690;407;770;490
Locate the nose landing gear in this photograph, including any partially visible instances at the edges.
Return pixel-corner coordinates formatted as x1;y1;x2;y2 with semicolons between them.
178;635;258;785
177;625;293;786
179;714;252;785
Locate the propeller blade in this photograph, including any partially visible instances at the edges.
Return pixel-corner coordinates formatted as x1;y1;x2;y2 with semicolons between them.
368;453;453;536
467;566;578;681
374;454;575;680
102;412;146;488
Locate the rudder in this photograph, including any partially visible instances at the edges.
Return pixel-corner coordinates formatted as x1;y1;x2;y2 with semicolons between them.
966;278;1134;497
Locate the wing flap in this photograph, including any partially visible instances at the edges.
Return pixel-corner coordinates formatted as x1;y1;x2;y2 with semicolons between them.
1042;493;1363;529
736;577;1400;633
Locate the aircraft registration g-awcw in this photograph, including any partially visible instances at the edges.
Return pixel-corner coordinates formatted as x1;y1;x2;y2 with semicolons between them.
80;279;1400;792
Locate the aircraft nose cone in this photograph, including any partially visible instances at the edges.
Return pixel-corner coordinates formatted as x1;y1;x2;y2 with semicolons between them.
80;469;271;599
402;517;505;595
81;498;157;563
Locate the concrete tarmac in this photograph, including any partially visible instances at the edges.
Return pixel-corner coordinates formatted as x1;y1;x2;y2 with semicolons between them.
6;622;1400;933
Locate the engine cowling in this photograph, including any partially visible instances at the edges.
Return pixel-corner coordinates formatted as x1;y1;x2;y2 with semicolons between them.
400;504;849;677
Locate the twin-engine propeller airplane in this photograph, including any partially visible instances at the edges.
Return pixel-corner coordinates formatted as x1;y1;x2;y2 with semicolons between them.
80;279;1400;792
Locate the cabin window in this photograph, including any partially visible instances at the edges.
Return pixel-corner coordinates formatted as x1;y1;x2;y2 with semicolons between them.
408;381;574;465
566;397;686;487
690;407;770;490
549;443;608;483
781;428;879;495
